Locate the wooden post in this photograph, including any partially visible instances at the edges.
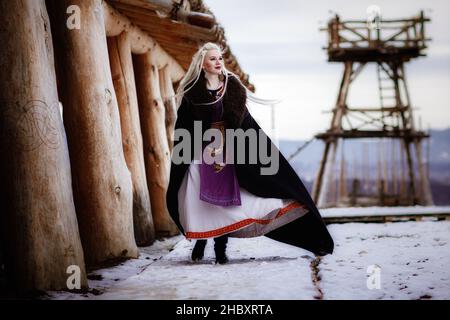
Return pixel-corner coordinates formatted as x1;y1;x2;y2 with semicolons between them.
317;140;338;208
134;51;179;237
382;139;389;194
338;145;347;203
403;139;416;204
392;139;398;196
0;0;86;291
159;65;177;153
313;62;353;206
400;140;407;203
107;32;155;246
399;63;433;206
393;64;417;205
413;139;433;205
48;0;138;266
312;141;331;203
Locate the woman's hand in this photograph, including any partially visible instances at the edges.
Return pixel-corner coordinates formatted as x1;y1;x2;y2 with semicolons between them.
206;146;226;172
207;146;223;157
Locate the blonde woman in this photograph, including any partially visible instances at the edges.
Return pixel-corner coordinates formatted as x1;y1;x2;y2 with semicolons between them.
166;42;333;264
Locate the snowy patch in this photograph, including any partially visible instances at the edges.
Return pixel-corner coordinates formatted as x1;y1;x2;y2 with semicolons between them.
47;237;315;300
321;221;450;299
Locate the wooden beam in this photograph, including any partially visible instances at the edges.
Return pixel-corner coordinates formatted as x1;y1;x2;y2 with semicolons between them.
136;30;200;49
347;106;408;113
316;130;429;139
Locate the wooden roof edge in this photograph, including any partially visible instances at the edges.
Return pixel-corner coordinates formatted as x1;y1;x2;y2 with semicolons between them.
108;0;254;90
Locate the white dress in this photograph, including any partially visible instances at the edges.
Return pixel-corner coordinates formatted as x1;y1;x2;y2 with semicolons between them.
178;162;309;239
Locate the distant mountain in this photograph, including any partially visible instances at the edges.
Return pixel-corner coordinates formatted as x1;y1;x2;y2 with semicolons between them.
429;128;450;163
278;128;450;204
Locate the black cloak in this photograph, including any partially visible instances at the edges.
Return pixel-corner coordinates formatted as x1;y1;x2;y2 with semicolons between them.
166;72;334;256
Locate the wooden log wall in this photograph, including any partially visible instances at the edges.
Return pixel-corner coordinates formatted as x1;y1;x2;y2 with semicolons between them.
0;0;184;292
0;0;87;292
103;1;180;237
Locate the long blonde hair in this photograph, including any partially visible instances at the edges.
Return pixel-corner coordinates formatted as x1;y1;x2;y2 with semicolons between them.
175;42;280;108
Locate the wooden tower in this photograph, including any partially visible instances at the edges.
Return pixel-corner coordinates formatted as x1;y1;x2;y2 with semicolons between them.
312;11;434;208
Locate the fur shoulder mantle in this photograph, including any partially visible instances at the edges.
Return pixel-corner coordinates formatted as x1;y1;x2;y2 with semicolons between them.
184;72;248;129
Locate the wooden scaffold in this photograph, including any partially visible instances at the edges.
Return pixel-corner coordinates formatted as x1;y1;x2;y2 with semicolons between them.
312;11;434;208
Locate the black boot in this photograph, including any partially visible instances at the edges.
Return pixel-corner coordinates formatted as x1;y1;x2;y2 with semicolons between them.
214;235;229;264
191;240;207;261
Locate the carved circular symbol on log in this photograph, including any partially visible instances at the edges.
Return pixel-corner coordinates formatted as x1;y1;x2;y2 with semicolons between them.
1;100;61;151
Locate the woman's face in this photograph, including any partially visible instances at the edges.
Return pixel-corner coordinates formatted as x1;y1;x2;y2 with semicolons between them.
203;49;223;76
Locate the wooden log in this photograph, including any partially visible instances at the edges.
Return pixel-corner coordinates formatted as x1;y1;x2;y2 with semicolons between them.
159;65;177;153
186;12;216;29
413;139;434;205
110;3;216;41
134;51;179;237
135;29;200;49
313;62;353;206
108;32;155;246
0;0;87;291
47;0;138;267
110;0;189;14
110;0;195;23
113;0;216;29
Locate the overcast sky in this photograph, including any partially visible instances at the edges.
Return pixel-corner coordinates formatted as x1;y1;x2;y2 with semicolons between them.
205;0;450;140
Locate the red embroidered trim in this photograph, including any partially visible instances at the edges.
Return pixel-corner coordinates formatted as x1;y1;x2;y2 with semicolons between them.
185;201;307;239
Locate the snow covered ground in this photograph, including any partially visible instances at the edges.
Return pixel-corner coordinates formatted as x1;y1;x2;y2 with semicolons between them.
48;236;317;300
46;220;450;300
321;221;450;300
